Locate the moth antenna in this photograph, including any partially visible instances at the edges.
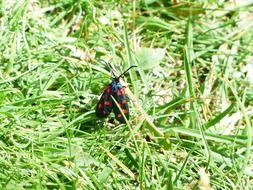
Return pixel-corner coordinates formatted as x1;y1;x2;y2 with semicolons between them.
117;66;138;79
99;60;117;78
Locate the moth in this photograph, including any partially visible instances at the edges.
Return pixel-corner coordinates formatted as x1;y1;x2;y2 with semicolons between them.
96;65;137;123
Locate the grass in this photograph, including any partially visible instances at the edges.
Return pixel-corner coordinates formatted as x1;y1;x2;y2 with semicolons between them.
0;0;253;189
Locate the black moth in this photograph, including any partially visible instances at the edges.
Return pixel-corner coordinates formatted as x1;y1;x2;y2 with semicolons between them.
96;66;137;123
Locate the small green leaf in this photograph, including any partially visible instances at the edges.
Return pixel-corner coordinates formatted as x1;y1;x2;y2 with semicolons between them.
136;48;166;70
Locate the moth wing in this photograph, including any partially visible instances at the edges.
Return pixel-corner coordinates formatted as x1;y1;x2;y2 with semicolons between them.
96;85;113;118
112;87;129;123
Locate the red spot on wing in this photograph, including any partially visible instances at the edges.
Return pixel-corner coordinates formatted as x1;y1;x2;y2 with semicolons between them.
117;90;122;96
104;101;110;106
122;99;127;104
105;86;111;93
117;114;122;118
122;109;128;114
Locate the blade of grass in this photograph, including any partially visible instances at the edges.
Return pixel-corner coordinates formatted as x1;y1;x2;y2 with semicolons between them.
123;22;139;95
101;147;135;180
223;78;252;183
185;16;211;168
184;18;196;129
204;103;235;130
167;126;247;145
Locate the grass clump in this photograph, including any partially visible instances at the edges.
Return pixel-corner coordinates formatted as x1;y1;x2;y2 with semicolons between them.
0;0;253;189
